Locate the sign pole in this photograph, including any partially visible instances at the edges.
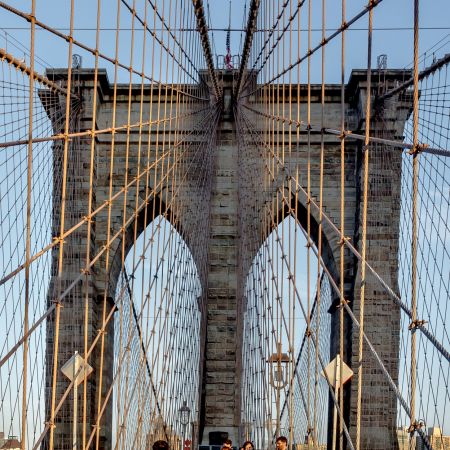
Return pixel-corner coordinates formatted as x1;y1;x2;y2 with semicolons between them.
73;351;78;450
61;351;92;450
320;354;353;450
332;381;338;450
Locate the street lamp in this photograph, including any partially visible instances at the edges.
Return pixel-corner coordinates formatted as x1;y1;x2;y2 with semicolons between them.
268;342;290;438
178;401;191;450
268;342;290;389
179;401;191;426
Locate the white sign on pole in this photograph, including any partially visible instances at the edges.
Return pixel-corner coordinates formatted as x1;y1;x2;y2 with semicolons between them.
61;352;93;450
320;354;353;386
321;355;353;450
61;353;93;386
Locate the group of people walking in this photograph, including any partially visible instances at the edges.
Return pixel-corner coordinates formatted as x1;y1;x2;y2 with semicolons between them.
151;435;289;450
229;436;288;450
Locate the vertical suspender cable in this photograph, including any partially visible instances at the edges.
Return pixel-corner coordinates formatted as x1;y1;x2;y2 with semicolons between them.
409;0;420;447
306;0;312;440
314;0;326;446
339;1;346;449
21;1;37;448
356;2;373;449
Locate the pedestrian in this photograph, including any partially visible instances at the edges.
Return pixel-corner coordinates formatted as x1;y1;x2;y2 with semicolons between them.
275;436;287;450
242;441;254;450
153;440;170;450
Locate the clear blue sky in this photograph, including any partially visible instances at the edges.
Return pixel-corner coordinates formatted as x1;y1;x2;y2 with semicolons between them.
1;0;450;83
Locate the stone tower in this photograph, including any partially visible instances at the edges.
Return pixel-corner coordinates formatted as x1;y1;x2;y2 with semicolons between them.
42;68;412;450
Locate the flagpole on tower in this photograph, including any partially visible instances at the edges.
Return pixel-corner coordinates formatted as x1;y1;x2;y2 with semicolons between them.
225;0;233;69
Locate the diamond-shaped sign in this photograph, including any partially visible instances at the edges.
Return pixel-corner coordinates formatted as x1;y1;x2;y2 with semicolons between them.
61;352;93;386
320;354;353;387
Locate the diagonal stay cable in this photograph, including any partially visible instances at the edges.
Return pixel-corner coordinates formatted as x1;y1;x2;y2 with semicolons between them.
236;109;356;447
120;0;200;85
191;0;220;99
379;53;450;101
0;105;220;370
0;105;215;289
29;108;219;450
238;105;450;365
241;0;384;99
243;103;450;161
234;0;261;99
0;1;209;101
0;103;209;149
241;0;307;95
82;111;219;450
123;267;170;442
0;48;76;97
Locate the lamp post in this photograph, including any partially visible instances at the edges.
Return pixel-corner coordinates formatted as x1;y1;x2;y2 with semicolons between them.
265;417;276;450
268;342;290;438
179;401;191;450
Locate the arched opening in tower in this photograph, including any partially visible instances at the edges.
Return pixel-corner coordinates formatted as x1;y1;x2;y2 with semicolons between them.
112;215;202;450
240;215;335;450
